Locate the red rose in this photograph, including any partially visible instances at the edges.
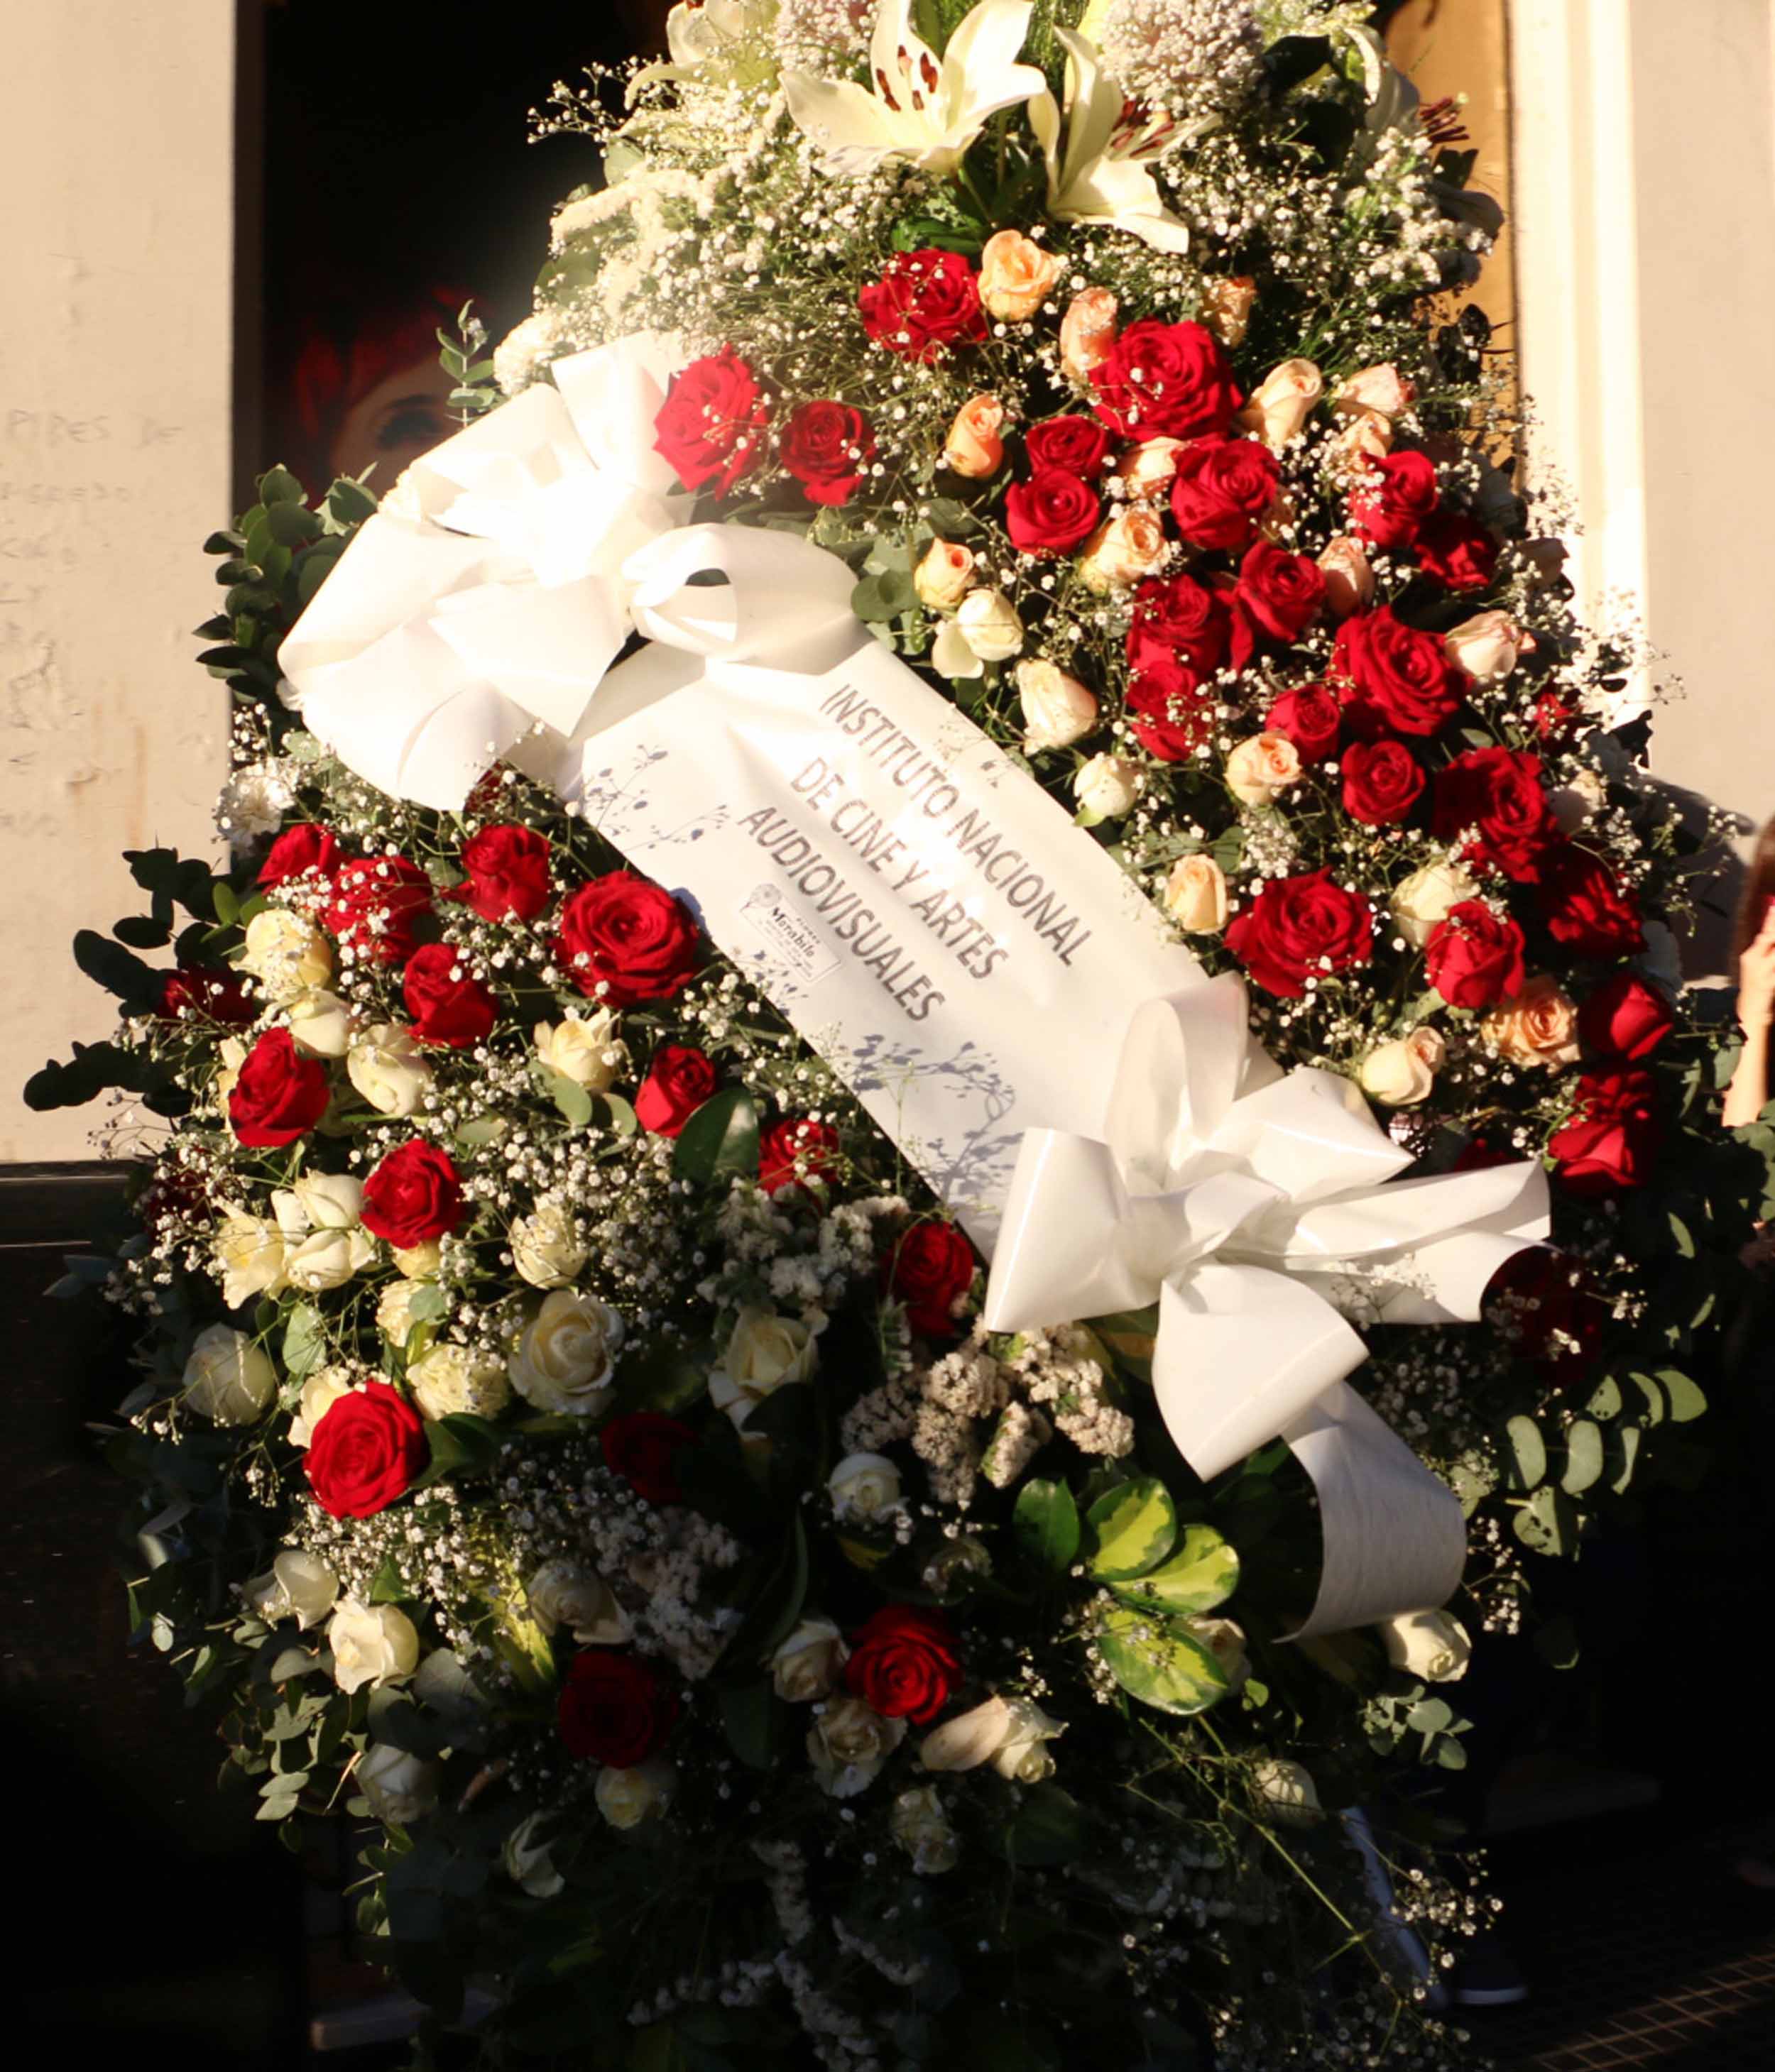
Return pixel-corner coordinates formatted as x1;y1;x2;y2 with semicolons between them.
305;1379;428;1519
1225;870;1374;999
1005;466;1101;557
1333;608;1464;738
780;399;876;508
323;854;433;966
156;965;253;1026
1534;842;1646;957
1229;539;1326;666
1091;318;1242;440
449;825;552;923
635;1043;717;1136
1125;659;1215;762
652;346;770;495
555;870;701;1006
1348;449;1440;549
1484;1246;1607;1381
1265;683;1342;762
1549;1066;1661;1195
1127;574;1229;676
759;1117;840;1195
1424;901;1526;1009
1417;509;1499;591
601;1412;697;1504
403;943;498;1050
1431;747;1556;882
558;1651;682;1765
885;1222;977;1338
843;1604;962;1724
258;823;339;887
1578;972;1673;1060
858;249;986;361
1168;436;1279;552
1025;415;1110;478
1340;738;1425;826
360;1139;466;1249
227;1028;330;1148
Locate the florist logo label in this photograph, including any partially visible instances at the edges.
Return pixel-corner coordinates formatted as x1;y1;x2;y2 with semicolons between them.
741;882;839;986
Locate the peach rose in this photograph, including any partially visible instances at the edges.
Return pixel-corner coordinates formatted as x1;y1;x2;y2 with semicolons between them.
978;229;1060;321
1332;363;1415;423
1445;610;1530;684
1359;1026;1446;1107
1258;488;1299;544
1110;437;1187;499
942;394;1005;478
1224;730;1303;808
1164;854;1228;932
1015;659;1098;751
1481;975;1581;1070
1317;535;1375;616
1199;275;1256;348
1237;358;1323;449
1331;412;1394;467
1059;286;1118;383
914;537;975;609
1077;508;1169;591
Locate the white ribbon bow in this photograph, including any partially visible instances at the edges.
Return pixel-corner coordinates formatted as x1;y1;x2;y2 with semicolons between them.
985;972;1550;1634
278;334;861;811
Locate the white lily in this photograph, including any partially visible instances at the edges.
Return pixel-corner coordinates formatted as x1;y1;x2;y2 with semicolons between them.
628;0;775;102
1028;28;1193;255
783;0;1047;177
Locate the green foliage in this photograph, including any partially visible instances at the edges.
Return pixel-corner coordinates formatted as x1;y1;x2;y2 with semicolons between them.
672;1087;761;1187
1012;1478;1080;1574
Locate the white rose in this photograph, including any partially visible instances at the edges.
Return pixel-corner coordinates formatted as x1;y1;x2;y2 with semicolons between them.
708;1307;816;1432
527;1559;628;1645
284;1227;379;1293
392;1239;442;1279
289;1173;364;1229
1379;1608;1471;1683
286;987;354;1058
244;1549;339;1630
503;1811;564;1897
1015;659;1098;752
239;909;333;1003
988;1696;1066;1782
288;1366;357;1447
359;1742;439;1825
376;1278;431;1347
328;1597;420;1696
1073;754;1140;821
212;1209;288;1308
408;1342;512;1421
507;1288;623;1415
1390;858;1480;949
920;1695;1015;1772
1358;1026;1446;1108
952;588;1025;663
596;1758;679;1830
182;1324;276;1425
1445;609;1529;685
214;1035;247;1107
1237;357;1323;448
1252;1758;1321;1826
1224;730;1304;808
1164;854;1228;933
890;1785;959;1874
807;1695;906;1797
770;1616;848;1702
510;1200;588;1290
533;1009;626;1092
346;1023;432;1118
827;1452;902;1523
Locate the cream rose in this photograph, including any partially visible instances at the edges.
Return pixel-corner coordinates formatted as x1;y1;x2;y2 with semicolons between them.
988;1696;1066;1782
596;1757;678;1830
932;589;1024;677
392;1238;442;1279
1390;857;1481;949
527;1559;628;1645
1332;412;1393;467
182;1324;276;1425
1380;1608;1471;1684
1077;508;1169;591
507;1289;623;1415
1058;285;1118;383
912;537;975;609
919;1693;1063;1780
1333;361;1415;423
770;1616;848;1701
346;1023;432;1118
286;987;354;1058
1480;975;1580;1070
285;1226;378;1294
503;1811;564;1897
890;1785;959;1874
1185;1615;1250;1692
244;1548;339;1630
1015;658;1098;751
1358;1026;1446;1107
1198;274;1256;348
807;1694;906;1798
239;908;332;1002
288;1366;358;1447
1164;854;1228;933
1252;1758;1321;1826
1446;609;1529;684
1238;356;1323;448
328;1597;420;1696
510;1200;588;1290
978;228;1059;320
359;1742;439;1824
708;1306;817;1432
376;1278;431;1347
1317;535;1375;616
408;1342;512;1421
1073;753;1140;821
213;1209;288;1308
941;393;1005;478
827;1451;902;1523
1110;436;1187;499
533;1008;625;1091
1224;730;1303;808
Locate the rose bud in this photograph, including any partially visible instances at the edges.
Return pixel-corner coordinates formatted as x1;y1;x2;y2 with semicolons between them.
1236;357;1324;448
913;537;975;610
1058;285;1118;383
1224;730;1304;808
1077;508;1169;591
941;393;1005;478
1445;609;1531;684
978;228;1060;321
1317;535;1376;616
1109;436;1188;499
1198;274;1256;347
1015;658;1098;751
1073;753;1140;820
1164;854;1228;933
1358;1026;1446;1107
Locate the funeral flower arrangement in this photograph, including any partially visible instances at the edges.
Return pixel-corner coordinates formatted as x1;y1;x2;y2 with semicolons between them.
32;3;1775;2066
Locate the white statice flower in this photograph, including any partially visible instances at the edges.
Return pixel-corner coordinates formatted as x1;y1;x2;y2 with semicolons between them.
408;1342;512;1422
596;1758;679;1831
239;909;332;1003
503;1811;564;1897
288;1366;359;1448
826;1451;903;1523
212;1207;288;1308
708;1307;818;1433
507;1289;623;1415
217;761;299;851
980;1400;1052;1487
244;1549;339;1630
770;1616;848;1701
526;1559;628;1645
890;1785;959;1874
533;1009;626;1092
182;1325;276;1425
510;1200;588;1290
359;1742;439;1825
807;1694;906;1797
346;1023;432;1118
327;1598;420;1696
1091;0;1265;121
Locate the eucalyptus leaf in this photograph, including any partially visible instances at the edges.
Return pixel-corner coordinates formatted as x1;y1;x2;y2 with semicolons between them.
1559;1418;1605;1495
1504;1414;1546;1491
282;1301;326;1381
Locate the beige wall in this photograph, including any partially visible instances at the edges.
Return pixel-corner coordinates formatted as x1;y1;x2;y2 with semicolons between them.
1;2;236;1159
